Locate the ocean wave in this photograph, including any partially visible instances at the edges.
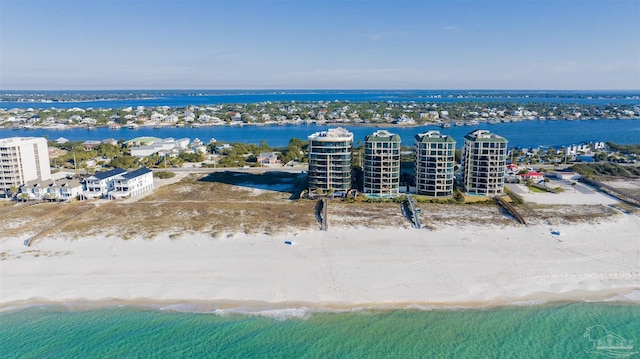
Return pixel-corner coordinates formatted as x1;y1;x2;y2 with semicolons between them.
603;289;640;302
3;293;640;316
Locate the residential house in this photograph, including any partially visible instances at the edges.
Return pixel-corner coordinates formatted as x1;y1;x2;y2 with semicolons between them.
57;179;83;200
109;167;154;199
102;138;119;146
517;171;544;183
18;178;82;201
82;140;102;151
84;168;127;198
257;152;281;166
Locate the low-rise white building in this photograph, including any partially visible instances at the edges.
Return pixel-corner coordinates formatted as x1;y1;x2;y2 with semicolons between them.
109;167;154;199
84;168;127;198
130;137;190;157
58;179;84;200
545;171;581;181
84;167;154;199
19;178;83;201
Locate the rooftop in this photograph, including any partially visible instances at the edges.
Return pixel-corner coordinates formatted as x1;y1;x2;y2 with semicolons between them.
120;167;152;180
464;129;508;143
308;127;354;141
365;130;401;143
89;168;128;181
0;136;47;145
415;130;456;143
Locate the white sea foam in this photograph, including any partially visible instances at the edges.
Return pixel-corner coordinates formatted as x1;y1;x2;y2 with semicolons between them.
603;289;640;302
213;306;313;320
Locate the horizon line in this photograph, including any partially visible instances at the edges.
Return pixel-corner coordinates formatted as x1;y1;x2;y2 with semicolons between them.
2;88;639;92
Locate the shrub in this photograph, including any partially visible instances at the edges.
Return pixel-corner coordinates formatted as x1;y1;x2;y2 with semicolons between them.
154;171;176;179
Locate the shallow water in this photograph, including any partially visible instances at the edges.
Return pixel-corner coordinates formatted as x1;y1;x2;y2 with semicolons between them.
1;302;638;358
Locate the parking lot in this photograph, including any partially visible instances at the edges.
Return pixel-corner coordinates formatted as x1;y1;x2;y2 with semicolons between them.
505;179;621;205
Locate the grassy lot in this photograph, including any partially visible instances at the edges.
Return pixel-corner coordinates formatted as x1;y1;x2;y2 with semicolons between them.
528;186;547;193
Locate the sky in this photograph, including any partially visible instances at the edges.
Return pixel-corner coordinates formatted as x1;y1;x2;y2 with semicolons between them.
1;0;639;90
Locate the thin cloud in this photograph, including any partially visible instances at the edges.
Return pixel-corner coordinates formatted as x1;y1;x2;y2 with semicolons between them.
442;25;461;33
369;30;409;41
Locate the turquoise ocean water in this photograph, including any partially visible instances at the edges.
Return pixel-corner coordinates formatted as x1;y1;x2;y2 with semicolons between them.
1;303;638;358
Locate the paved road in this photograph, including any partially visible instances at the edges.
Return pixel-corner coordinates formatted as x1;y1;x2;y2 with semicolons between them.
574;182;595;194
152;165;308;174
505;183;527;194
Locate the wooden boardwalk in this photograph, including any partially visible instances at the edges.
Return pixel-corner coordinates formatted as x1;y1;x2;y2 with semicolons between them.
405;195;421;229
494;196;526;225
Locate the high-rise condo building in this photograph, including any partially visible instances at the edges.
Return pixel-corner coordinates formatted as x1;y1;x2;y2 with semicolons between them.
414;131;456;197
363;130;401;196
461;130;508;195
308;127;353;193
0;137;52;198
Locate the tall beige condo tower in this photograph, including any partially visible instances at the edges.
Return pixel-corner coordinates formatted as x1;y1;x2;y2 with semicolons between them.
414;131;456;197
363;130;401;196
0;137;52;198
307;127;353;193
461;130;508;195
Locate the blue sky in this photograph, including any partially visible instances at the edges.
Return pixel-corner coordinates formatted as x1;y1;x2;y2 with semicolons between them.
1;0;638;90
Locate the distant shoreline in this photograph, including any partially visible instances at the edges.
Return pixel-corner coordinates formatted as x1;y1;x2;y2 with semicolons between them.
2;116;640;132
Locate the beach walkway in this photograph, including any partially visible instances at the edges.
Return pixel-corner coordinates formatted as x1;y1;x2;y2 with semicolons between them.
494;196;526;225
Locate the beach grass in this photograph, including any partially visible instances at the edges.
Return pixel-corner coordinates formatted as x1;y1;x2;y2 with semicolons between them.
1;173;628;242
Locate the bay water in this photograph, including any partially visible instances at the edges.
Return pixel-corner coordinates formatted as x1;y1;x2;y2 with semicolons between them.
2;119;640;149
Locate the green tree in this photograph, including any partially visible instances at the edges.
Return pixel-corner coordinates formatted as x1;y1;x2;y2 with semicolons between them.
110;155;139;169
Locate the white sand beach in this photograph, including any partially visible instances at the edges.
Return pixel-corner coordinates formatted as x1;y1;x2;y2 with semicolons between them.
2;213;639;310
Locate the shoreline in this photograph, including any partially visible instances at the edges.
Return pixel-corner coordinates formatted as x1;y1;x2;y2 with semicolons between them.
2;116;640;132
2;288;639;316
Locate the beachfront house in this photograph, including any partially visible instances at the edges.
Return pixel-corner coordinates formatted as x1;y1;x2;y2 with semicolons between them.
83;167;154;200
19;179;55;200
18;178;83;201
84;168;127;198
57;179;83;200
109;167;154;200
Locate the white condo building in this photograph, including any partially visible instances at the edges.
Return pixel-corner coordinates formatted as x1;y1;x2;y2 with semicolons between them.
414;131;456;197
0;137;52;198
308;127;354;194
363;130;401;196
461;130;508;196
